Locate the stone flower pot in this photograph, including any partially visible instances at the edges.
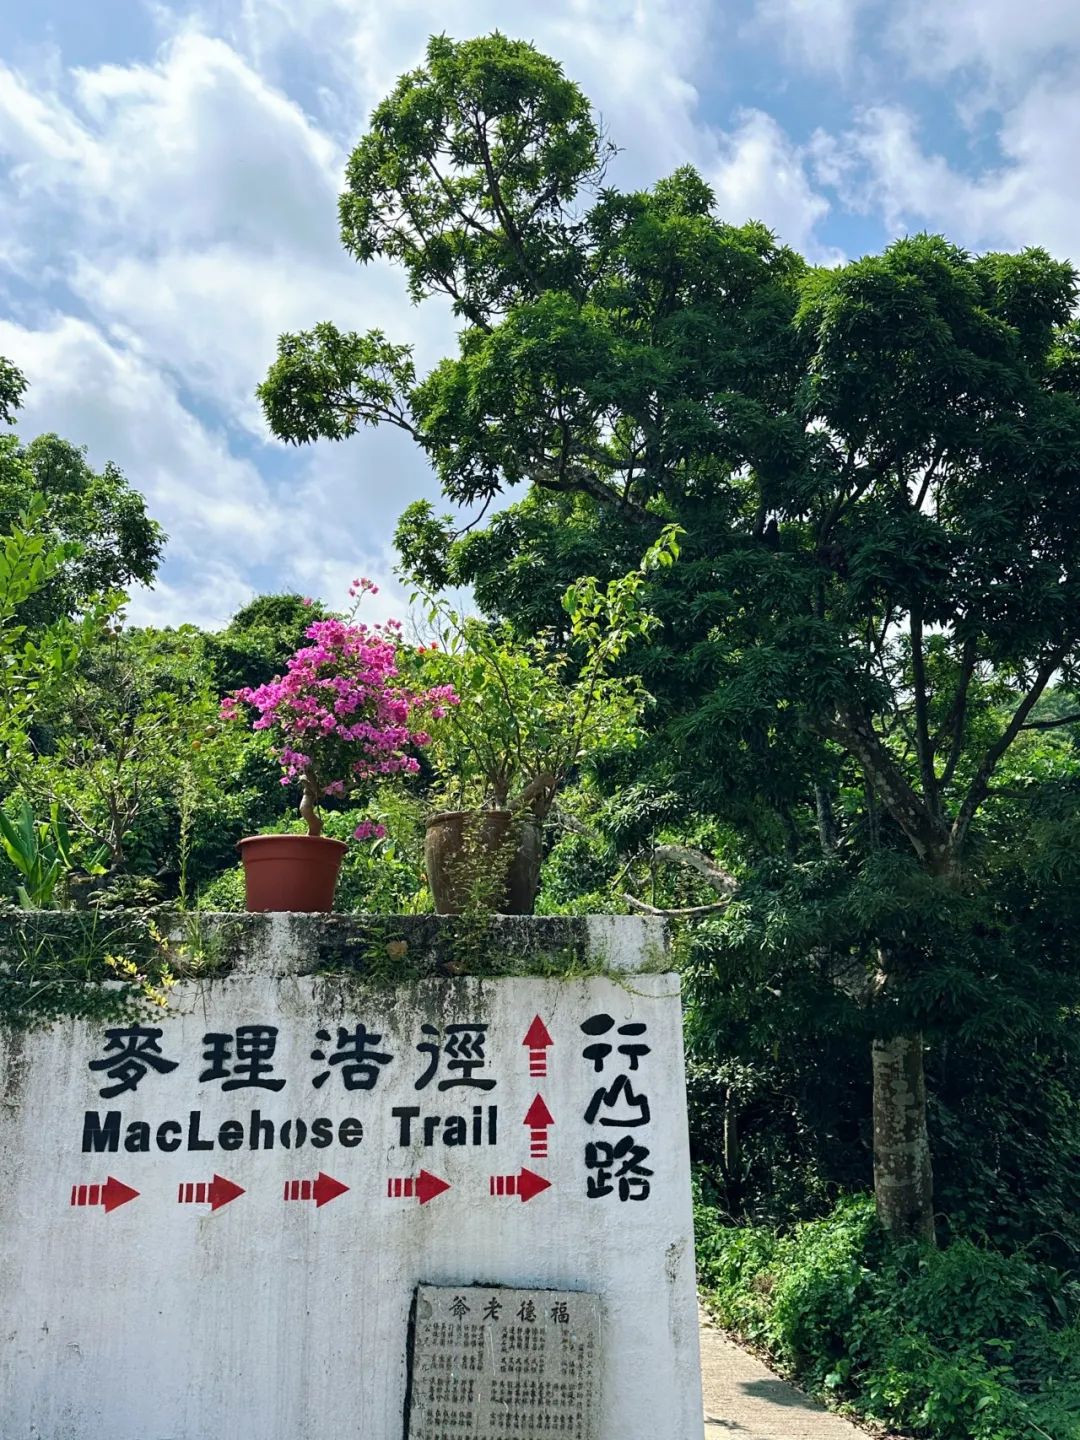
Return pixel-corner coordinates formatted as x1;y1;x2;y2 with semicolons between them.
424;810;541;915
238;834;347;912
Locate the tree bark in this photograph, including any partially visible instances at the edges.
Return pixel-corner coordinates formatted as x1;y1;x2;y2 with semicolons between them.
871;1031;935;1243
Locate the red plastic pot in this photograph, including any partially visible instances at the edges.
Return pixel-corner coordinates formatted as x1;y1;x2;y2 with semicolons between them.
238;834;347;913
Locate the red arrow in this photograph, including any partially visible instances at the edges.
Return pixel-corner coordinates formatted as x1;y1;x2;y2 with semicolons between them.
489;1167;551;1203
523;1015;554;1076
283;1172;349;1208
386;1169;451;1205
176;1174;245;1211
70;1176;139;1213
523;1094;555;1157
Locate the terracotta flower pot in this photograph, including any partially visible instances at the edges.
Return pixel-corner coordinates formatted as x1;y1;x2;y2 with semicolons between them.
424;810;541;916
238;834;347;913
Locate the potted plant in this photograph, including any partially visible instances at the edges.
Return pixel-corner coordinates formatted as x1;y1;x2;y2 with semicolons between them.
413;529;679;915
222;581;456;912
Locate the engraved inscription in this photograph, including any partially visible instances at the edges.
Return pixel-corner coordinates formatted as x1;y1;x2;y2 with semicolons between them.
408;1284;600;1439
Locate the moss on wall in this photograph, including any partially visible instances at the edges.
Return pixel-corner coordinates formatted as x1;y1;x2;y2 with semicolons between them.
0;910;669;1031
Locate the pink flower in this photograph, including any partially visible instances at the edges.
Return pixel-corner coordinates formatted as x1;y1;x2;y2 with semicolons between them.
224;609;457;841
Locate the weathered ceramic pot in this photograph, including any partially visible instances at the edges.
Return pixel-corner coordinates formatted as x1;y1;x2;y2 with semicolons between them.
424;810;541;915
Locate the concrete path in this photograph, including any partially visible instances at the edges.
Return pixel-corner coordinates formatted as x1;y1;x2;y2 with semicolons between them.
700;1307;873;1439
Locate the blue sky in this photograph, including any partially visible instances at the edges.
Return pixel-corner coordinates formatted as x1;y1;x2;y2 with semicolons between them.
1;0;1078;628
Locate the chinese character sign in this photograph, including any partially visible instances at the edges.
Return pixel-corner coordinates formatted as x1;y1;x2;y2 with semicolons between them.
2;966;701;1440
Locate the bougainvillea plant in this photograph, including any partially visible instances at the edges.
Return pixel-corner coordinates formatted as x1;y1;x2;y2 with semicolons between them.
221;579;456;839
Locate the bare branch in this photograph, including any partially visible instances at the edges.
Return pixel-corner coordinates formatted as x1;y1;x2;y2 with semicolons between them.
912;444;945;513
648;844;739;897
471;112;535;293
826;709;948;866
527;460;655;523
622;894;733;917
935;635;978;789
817;450;890;545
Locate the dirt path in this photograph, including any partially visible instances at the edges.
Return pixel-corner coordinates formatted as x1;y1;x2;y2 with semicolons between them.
700;1307;875;1439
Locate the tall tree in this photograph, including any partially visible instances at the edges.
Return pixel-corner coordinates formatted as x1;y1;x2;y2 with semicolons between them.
0;432;163;629
258;33;1080;1241
0;355;26;426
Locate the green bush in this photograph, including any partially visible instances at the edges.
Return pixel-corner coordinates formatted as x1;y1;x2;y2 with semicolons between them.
696;1191;1080;1440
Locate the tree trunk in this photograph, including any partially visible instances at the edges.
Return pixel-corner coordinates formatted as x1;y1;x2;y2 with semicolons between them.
871;1031;935;1243
721;1086;741;1214
299;772;323;837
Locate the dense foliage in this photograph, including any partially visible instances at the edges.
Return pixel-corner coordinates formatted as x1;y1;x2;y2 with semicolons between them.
0;433;161;631
696;1192;1080;1439
4;31;1080;1438
257;29;1080;1246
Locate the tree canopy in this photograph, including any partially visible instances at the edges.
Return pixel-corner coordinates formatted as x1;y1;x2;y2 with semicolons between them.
0;432;163;630
258;32;1080;1242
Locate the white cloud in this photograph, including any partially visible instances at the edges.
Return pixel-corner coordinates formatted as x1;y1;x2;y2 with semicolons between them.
0;314;276;556
0;313;419;629
0;3;840;634
0;66;93;174
712;109;835;256
124;567;260;633
0;23;463;627
32;32;339;250
890;0;1080;89
752;0;867;75
70;247;452;432
178;0;833;255
206;0;721;181
812;66;1080;262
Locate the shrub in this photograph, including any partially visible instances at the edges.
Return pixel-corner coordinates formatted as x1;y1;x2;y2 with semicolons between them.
696;1192;1080;1440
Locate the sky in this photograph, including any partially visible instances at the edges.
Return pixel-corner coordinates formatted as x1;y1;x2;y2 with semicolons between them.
0;0;1078;630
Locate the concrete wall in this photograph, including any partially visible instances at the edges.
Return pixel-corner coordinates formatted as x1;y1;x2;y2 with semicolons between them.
0;913;702;1440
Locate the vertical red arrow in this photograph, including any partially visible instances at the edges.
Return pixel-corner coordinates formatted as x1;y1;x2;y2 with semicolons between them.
523;1015;554;1077
489;1167;551;1202
523;1094;555;1158
70;1177;139;1213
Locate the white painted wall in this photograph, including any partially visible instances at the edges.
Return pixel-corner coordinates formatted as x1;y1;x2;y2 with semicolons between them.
0;927;701;1440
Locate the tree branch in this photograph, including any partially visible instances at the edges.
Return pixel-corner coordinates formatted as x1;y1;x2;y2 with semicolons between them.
935;635;977;790
910;606;940;819
646;843;738;896
816;451;889;546
951;643;1072;854
527;460;655;523
826;709;948;866
1020;711;1080;730
622;894;733;917
471;113;535;293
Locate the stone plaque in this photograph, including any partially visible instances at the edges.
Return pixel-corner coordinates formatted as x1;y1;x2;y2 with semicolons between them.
407;1283;601;1439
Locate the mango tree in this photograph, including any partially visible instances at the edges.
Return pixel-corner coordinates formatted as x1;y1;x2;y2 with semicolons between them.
258;33;1080;1242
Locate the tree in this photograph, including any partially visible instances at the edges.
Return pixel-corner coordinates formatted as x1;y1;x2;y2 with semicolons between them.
22;624;215;872
0;432;163;630
0;356;26;426
258;33;1080;1242
205;593;328;693
0;499;96;773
